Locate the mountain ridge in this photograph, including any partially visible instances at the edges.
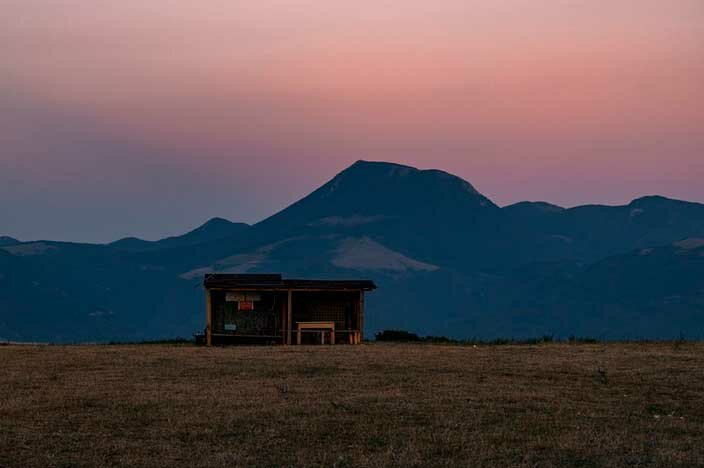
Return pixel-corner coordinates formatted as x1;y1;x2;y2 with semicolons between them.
1;160;703;342
109;217;250;252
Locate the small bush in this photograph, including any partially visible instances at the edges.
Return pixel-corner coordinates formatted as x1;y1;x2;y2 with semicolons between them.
375;330;422;342
490;338;511;345
568;336;599;344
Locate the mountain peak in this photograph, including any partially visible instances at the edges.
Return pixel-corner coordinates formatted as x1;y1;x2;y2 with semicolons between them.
257;160;499;231
348;159;415;172
503;201;565;214
336;160;482;196
174;217;249;242
628;195;704;211
196;217;238;232
629;195;683;206
0;236;20;247
110;218;249;252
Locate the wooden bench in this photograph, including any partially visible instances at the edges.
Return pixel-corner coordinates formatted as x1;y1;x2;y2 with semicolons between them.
296;321;335;345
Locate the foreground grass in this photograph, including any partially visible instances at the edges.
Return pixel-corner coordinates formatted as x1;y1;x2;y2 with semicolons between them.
1;343;703;467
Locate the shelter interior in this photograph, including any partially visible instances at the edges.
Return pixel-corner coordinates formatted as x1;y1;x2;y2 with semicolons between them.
203;274;376;345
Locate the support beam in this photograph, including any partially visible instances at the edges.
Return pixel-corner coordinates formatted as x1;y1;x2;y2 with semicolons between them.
286;289;293;345
359;290;365;343
280;296;285;344
206;289;212;346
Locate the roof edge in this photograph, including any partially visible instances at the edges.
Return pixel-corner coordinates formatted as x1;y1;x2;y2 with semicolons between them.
203;274;376;291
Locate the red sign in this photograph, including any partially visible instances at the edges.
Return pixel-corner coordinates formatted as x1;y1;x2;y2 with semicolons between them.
238;301;254;311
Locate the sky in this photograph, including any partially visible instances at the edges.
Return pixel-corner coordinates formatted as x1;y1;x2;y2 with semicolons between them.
2;0;703;243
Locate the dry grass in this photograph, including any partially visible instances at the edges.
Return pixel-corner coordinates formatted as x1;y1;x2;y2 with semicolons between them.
1;343;703;467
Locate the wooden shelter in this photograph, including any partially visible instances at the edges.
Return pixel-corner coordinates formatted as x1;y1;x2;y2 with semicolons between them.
203;274;376;345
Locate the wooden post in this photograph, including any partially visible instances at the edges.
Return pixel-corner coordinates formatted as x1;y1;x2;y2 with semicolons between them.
281;296;287;344
206;289;212;346
287;289;293;345
358;290;365;343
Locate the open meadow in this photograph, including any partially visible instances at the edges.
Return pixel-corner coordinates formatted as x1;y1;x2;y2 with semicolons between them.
1;342;703;467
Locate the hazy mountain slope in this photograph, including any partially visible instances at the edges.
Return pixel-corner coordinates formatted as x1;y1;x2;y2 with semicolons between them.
0;241;202;342
562;239;704;339
582;239;704;301
444;239;704;340
502;195;704;265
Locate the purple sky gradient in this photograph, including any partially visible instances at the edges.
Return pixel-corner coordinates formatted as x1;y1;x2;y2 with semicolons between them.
2;0;703;242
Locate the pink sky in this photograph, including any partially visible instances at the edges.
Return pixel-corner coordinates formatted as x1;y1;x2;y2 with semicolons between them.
2;0;703;242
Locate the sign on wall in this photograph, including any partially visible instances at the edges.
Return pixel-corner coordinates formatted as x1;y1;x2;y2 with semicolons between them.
238;301;254;311
226;293;245;302
226;292;261;302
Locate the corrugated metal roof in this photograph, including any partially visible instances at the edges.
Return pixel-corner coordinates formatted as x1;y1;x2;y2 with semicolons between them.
203;273;376;291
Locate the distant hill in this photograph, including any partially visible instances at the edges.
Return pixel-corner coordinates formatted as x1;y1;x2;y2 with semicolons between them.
110;217;250;252
1;160;703;342
0;236;20;247
501;195;704;265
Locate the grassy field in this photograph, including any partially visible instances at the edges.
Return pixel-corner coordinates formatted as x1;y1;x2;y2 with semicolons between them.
1;343;703;467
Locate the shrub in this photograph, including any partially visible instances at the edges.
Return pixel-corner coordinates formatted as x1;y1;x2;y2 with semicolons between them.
374;330;422;342
568;335;598;344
